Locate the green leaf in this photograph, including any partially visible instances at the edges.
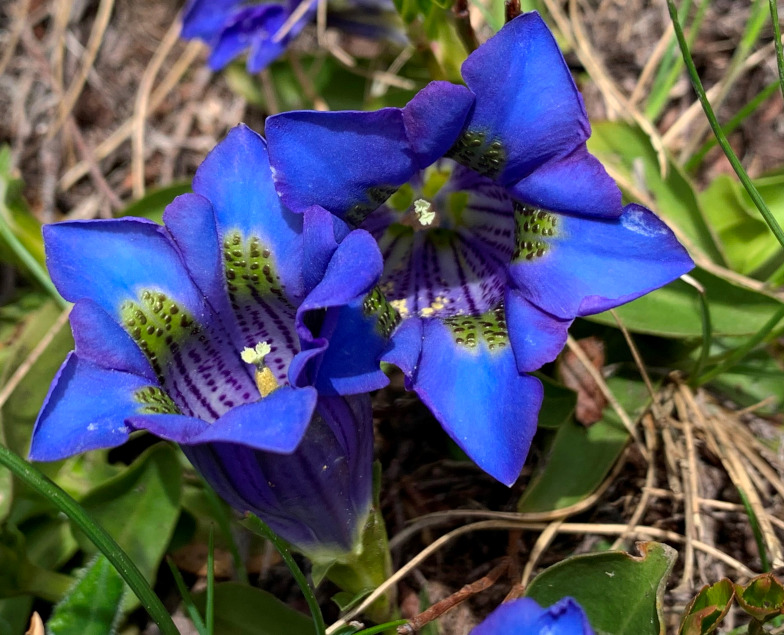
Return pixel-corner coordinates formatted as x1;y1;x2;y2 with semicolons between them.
704;348;784;414
518;376;649;513
0;597;34;635
587;268;784;338
587;122;726;264
525;541;677;635
678;579;734;635
118;182;191;224
0;301;72;457
74;444;183;611
47;555;125;635
699;176;779;276
0;146;45;269
734;573;784;623
193;583;313;635
535;375;577;429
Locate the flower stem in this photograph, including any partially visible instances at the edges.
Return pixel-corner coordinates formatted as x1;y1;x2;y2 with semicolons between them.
244;514;327;635
771;0;784;102
0;444;179;635
666;0;784;251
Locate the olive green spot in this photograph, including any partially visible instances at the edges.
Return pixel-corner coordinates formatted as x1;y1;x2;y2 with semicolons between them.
223;231;286;300
120;291;199;379
133;385;179;415
446;130;506;179
387;183;415;213
362;286;401;338
512;202;558;262
345;185;399;226
443;304;509;351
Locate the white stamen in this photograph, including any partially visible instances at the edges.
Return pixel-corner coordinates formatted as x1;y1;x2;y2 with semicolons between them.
414;198;436;226
241;341;272;366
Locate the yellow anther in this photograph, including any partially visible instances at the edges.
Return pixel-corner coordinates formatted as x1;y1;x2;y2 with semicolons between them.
414;199;436;226
241;341;279;398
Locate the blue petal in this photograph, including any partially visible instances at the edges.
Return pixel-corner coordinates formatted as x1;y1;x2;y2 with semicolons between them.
509;203;694;319
30;353;157;461
401;81;474;168
302;205;339;295
70;299;156;381
508;145;622;218
181;0;241;40
44;218;205;318
471;598;595;635
294;230;389;395
247;3;315;73
182;393;371;555
206;5;287;71
381;316;422;384
164;193;226;315
386;318;543;485
459;12;621;218
192;124;304;302
131;386;317;453
266;108;417;222
504;287;572;372
470;598;543;634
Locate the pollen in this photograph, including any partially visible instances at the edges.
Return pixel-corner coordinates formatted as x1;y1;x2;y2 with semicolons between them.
241;341;272;365
414;199;436;226
241;341;279;398
390;298;410;319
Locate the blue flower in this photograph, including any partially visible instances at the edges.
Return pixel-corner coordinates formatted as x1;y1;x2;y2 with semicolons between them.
30;125;391;557
264;12;694;485
471;598;595;635
181;0;405;73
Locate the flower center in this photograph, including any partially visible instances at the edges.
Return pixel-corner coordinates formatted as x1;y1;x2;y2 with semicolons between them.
241;341;280;398
363;160;518;320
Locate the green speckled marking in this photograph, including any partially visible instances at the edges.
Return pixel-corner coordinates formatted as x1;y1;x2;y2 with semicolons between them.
512;202;558;262
223;231;286;299
446;130;506;179
362;287;401;338
121;290;198;379
443;304;509;351
345;185;399;226
133;385;179;415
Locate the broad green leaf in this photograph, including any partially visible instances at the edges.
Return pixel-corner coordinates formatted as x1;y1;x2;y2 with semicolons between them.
0;597;34;635
588;122;726;264
678;579;734;635
699;176;780;276
0;301;73;523
193;583;313;635
0;146;45;269
535;375;577;429
525;541;677;635
588;268;784;338
0;301;72;457
47;555;125;635
74;444;183;611
734;573;784;623
705;348;784;414
23;517;79;571
0;524;72;602
118;182;191;224
518;376;649;513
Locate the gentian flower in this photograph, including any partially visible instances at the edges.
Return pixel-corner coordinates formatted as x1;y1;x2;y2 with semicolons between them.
264;12;695;485
30;125;392;558
471;598;595;635
181;0;405;73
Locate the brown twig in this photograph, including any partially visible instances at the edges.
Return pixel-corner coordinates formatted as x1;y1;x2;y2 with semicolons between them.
505;0;521;23
397;559;510;633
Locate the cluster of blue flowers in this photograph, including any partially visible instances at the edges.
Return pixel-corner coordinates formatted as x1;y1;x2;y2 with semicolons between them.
30;13;693;569
180;0;405;73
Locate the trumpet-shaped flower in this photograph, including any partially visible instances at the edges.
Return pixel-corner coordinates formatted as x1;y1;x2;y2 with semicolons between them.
265;12;694;485
30;125;391;556
181;0;405;73
471;598;595;635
